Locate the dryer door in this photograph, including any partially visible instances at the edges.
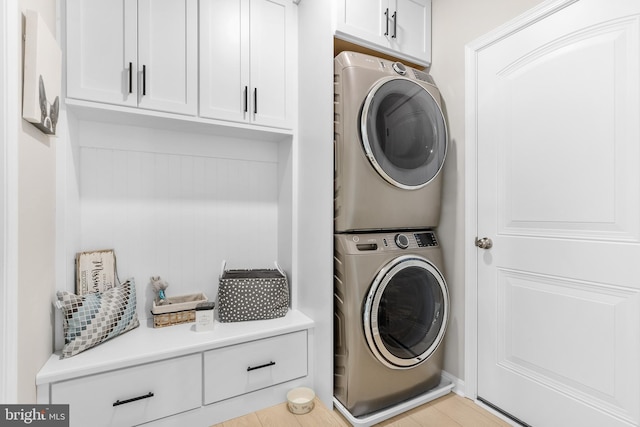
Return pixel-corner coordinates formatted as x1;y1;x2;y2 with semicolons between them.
363;255;449;369
361;77;447;190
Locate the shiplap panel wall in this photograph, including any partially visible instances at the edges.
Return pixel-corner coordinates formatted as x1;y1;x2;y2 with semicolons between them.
76;122;280;320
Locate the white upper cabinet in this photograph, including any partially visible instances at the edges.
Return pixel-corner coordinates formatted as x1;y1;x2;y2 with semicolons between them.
66;0;198;115
200;0;293;129
336;0;388;47
199;0;249;123
137;0;198;115
335;0;431;66
250;0;290;128
66;1;136;107
389;0;431;63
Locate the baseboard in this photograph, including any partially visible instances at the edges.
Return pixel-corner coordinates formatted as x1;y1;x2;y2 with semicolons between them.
439;372;522;427
441;370;466;397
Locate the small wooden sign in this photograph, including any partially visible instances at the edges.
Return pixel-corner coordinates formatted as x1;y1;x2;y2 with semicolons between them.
75;249;118;295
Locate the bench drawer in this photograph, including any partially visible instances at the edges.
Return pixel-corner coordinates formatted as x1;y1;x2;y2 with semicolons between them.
204;331;307;404
51;354;201;427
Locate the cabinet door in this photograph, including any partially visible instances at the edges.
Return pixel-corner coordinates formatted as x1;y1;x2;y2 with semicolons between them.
66;0;137;106
199;0;250;122
249;0;291;128
390;0;431;64
335;0;389;47
138;0;198;115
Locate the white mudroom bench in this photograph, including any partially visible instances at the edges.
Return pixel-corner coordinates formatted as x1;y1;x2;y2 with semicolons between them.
36;310;314;427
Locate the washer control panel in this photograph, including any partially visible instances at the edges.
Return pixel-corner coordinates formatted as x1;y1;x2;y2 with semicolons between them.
382;231;439;250
350;230;439;252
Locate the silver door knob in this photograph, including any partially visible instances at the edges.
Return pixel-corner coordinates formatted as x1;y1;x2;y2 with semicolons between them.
475;237;493;249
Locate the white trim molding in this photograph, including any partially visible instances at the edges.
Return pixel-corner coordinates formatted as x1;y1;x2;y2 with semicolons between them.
0;0;20;404
463;0;579;401
441;370;465;397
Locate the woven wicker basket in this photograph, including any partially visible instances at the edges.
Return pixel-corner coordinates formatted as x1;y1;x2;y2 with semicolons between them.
151;293;208;328
152;310;196;328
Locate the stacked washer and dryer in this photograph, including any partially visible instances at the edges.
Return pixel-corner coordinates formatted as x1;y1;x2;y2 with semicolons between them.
333;51;452;425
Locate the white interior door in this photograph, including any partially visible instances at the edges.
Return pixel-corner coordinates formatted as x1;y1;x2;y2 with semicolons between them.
473;1;640;426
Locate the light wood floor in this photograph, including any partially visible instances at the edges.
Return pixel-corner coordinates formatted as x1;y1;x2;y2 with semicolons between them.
211;393;513;427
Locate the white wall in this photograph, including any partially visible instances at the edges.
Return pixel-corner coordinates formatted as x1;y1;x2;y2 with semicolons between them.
297;0;334;407
17;0;58;403
61;120;285;330
0;0;20;404
430;0;545;382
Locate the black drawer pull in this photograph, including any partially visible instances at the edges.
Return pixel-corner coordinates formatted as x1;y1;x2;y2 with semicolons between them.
247;361;275;372
113;392;154;407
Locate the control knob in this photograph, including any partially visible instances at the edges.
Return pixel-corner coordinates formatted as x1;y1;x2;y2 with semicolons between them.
392;62;407;75
394;233;409;249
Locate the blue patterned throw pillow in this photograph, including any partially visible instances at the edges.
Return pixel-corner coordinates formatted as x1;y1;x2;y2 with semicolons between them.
57;279;140;358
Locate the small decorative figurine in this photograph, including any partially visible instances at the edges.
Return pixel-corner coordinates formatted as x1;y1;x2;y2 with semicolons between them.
150;276;170;305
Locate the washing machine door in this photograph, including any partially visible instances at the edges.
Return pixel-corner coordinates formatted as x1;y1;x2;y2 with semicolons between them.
363;255;449;369
361;77;447;190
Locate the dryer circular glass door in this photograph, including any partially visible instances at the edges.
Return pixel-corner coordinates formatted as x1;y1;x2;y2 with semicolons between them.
361;77;447;190
363;255;449;369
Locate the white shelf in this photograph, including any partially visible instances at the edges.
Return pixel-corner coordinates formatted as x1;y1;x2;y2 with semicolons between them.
65;98;294;142
37;309;313;385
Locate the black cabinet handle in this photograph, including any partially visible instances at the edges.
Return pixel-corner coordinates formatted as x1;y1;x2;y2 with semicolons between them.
392;11;397;38
244;86;248;112
384;8;389;36
128;62;132;94
247;361;275;372
113;392;154;407
253;88;257;114
142;65;146;96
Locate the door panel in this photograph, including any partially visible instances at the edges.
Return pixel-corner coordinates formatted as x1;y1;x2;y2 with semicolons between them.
250;0;289;127
337;0;387;45
497;15;640;242
476;1;640;426
199;0;249;122
499;269;638;403
392;0;430;62
66;0;137;106
137;0;197;115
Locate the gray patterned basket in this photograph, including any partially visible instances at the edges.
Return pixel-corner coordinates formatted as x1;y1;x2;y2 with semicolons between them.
217;261;290;323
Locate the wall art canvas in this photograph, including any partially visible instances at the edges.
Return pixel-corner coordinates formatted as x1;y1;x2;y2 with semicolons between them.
23;10;61;136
